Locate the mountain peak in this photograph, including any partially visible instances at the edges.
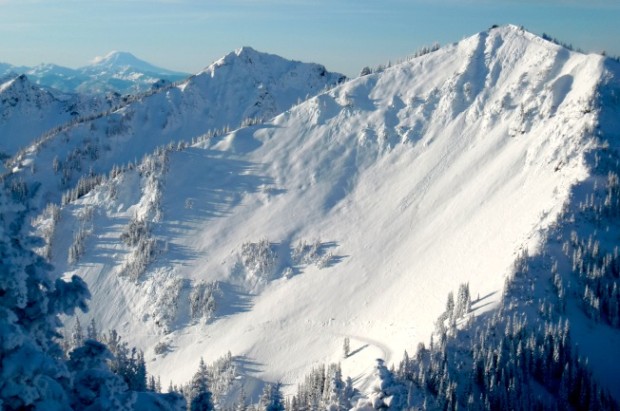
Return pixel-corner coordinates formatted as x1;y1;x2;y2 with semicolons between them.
83;51;187;77
89;51;146;68
235;46;258;56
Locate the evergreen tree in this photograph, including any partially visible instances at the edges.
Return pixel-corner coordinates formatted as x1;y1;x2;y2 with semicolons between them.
324;366;349;411
235;386;248;411
259;383;285;411
67;340;135;410
86;318;98;341
189;358;214;411
70;317;84;351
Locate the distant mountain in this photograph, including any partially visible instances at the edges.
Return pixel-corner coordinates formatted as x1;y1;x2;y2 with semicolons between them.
0;51;190;95
85;50;185;77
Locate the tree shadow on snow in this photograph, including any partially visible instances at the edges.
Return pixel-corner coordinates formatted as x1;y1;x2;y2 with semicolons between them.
470;291;497;312
234;355;265;375
347;343;369;358
215;282;255;318
164;148;283;224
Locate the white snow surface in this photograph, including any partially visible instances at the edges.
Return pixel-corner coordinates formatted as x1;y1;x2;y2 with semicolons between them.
0;74;118;156
31;26;608;398
11;47;344;210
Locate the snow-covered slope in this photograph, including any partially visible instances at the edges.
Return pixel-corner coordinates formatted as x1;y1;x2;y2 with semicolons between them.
0;74;119;158
8;47;345;209
31;25;612;398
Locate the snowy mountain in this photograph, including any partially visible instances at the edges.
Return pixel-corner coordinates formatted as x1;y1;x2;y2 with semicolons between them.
0;52;190;95
3;25;620;409
0;74;119;158
86;51;185;77
13;24;618;407
7;47;346;210
77;51;189;94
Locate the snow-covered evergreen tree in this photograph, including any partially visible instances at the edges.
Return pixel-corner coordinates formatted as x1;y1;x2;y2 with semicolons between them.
323;365;349;411
0;180;90;410
189;358;214;411
67;340;136;410
259;383;285;411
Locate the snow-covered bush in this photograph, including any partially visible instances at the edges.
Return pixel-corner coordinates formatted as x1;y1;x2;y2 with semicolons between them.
120;217;150;247
149;277;185;332
68;225;89;265
154;341;171;355
240;239;278;280
68;340;136;411
32;202;61;260
189;281;219;323
292;239;334;269
120;235;159;282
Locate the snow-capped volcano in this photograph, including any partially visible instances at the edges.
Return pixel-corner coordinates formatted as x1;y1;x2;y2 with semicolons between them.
18;24;619;404
84;51;188;79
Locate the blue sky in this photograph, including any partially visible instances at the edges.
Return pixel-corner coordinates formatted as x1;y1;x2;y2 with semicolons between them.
1;0;618;77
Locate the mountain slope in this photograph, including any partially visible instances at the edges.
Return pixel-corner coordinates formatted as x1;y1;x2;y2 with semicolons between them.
8;48;345;210
0;74;119;158
34;25;613;399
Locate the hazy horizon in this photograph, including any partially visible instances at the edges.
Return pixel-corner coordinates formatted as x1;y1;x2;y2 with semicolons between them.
1;0;618;78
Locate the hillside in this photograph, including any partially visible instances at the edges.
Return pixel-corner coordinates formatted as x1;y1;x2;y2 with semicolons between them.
0;74;119;158
7;47;345;212
22;25;620;406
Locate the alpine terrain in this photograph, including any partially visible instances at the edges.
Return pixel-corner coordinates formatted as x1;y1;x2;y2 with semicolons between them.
0;51;190;95
1;25;620;410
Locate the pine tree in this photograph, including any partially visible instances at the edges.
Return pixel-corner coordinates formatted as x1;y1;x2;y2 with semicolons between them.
343;337;351;358
236;386;248;411
259;383;285;411
86;318;98;340
71;317;84;351
190;358;214;411
67;340;135;410
324;366;349;411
